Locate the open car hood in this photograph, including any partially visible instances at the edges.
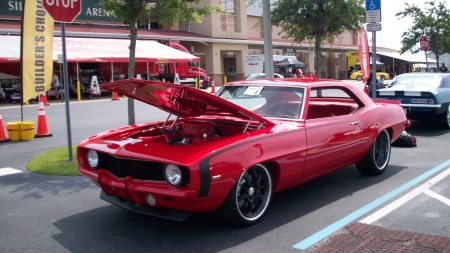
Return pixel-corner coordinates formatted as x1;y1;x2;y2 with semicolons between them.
101;78;274;126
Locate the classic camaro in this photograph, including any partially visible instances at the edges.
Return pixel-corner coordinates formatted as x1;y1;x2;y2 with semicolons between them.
77;78;410;226
376;73;450;129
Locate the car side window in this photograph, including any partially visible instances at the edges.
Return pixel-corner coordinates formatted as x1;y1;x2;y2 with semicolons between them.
307;88;359;120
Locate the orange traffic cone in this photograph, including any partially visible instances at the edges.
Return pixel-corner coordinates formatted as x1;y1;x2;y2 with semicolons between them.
41;93;49;106
0;110;9;142
35;96;52;138
111;91;119;100
210;79;215;93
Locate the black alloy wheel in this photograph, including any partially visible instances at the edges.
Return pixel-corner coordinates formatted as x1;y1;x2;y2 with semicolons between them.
218;164;273;226
356;129;391;175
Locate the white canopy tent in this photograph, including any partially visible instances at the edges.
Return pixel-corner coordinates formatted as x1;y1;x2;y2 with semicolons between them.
0;35;200;100
0;35;199;63
376;51;436;64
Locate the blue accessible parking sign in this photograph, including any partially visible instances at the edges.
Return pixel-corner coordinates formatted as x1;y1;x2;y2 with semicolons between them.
366;0;381;11
366;0;381;23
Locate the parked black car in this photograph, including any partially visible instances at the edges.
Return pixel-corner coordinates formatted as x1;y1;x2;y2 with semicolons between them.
376;73;450;129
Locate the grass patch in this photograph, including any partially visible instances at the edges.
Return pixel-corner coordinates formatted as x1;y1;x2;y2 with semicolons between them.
27;145;81;176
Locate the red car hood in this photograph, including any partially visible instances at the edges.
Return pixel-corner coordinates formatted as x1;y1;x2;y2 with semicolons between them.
101;78;273;125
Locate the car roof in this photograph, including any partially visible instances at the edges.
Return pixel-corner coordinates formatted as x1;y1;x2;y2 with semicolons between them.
224;78;376;107
396;72;450;77
227;77;349;88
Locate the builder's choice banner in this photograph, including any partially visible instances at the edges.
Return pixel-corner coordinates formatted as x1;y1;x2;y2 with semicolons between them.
357;28;370;80
21;0;54;103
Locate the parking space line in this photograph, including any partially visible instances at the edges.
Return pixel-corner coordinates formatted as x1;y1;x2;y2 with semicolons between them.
359;167;450;224
292;159;450;250
423;189;450;207
0;167;22;176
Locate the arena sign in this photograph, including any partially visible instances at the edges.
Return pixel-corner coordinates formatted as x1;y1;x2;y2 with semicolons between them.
0;0;121;23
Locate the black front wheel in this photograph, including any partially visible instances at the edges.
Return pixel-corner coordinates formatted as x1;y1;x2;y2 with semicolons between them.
218;164;273;226
436;105;450;129
356;129;391;175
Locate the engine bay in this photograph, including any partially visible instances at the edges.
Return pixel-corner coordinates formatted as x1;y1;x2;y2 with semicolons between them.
126;119;258;146
167;121;221;146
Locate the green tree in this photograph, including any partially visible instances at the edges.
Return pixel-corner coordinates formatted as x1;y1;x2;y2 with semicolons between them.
100;0;219;125
396;0;450;69
270;0;365;77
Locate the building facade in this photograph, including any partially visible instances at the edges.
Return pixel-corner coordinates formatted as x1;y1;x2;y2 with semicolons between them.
0;0;361;86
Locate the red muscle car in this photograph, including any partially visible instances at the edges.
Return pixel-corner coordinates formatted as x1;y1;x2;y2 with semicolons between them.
77;78;410;226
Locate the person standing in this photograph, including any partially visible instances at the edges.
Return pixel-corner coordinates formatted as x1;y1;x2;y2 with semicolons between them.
348;65;355;79
377;75;385;88
440;63;448;73
296;68;303;77
366;71;374;96
142;69;149;80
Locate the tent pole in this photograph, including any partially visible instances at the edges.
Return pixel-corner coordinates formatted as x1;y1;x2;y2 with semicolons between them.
111;62;113;81
392;57;394;77
146;62;149;80
76;62;81;102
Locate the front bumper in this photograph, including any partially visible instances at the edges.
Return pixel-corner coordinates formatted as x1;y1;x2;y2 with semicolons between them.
100;190;191;221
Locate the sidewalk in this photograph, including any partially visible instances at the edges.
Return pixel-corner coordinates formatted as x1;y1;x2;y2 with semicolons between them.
311;223;450;253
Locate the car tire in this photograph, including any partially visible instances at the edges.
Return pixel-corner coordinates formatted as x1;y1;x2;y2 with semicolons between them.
436;104;450;129
218;164;273;226
356;76;362;81
355;129;391;175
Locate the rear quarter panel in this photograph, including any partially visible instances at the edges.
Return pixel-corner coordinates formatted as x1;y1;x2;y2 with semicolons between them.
356;101;407;149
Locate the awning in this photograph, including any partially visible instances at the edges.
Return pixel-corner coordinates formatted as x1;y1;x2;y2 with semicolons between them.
355;59;384;68
0;72;20;79
0;35;199;63
376;51;436;64
274;58;308;68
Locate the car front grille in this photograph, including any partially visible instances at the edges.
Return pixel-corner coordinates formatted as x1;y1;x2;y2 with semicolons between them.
98;153;165;181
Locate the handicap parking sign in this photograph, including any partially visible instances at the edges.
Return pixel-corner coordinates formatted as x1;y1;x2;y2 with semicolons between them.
366;0;381;11
366;0;381;23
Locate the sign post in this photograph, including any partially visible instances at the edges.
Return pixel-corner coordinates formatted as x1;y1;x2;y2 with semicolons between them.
420;36;430;72
42;0;82;161
366;0;381;98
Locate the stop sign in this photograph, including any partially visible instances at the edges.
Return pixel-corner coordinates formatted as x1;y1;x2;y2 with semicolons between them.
420;36;430;52
42;0;82;23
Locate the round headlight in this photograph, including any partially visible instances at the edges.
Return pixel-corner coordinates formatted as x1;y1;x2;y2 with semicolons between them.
86;150;99;169
164;164;182;186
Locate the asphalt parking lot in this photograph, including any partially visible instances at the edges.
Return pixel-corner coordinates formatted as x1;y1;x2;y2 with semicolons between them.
1;78;449;253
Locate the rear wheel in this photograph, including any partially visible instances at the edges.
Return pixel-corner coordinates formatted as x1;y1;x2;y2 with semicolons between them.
356;76;362;81
436;105;450;129
356;129;391;175
218;164;273;226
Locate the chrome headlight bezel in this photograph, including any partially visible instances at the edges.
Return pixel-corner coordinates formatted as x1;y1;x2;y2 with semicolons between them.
86;149;99;169
164;164;183;187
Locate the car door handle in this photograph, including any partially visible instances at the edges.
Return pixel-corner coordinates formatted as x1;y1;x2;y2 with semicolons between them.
350;122;360;125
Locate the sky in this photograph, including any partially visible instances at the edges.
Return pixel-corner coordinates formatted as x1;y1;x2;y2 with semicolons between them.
368;0;450;51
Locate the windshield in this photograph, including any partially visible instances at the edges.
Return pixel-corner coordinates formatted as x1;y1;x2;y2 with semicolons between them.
390;75;443;88
246;73;266;80
217;85;305;119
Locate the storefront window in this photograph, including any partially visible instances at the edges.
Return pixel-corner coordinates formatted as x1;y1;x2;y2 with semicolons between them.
219;0;237;32
228;66;236;76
